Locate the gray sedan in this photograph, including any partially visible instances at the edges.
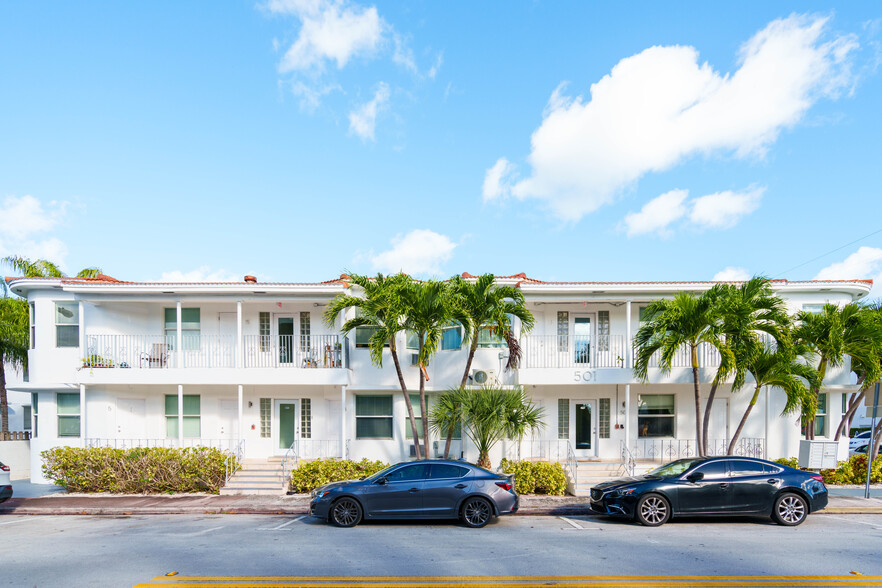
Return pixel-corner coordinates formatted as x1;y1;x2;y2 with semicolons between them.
308;460;518;528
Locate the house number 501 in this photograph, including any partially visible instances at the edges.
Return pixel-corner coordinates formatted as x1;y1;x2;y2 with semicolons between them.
573;370;595;382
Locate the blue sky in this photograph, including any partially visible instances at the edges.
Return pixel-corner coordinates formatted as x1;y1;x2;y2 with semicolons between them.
1;2;881;295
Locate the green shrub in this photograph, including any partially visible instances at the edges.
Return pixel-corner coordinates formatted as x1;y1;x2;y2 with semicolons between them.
774;455;882;484
773;457;800;469
41;446;233;494
289;458;389;493
499;458;567;496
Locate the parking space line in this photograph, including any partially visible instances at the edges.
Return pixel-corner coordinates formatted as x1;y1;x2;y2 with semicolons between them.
825;515;882;529
0;517;36;526
559;516;583;529
257;515;307;531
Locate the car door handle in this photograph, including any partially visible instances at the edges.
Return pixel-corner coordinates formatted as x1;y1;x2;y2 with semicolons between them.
718;483;728;490
408;487;420;493
455;484;467;489
767;479;780;484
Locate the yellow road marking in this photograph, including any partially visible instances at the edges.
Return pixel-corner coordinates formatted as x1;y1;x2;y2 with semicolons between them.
133;583;882;588
147;576;882;582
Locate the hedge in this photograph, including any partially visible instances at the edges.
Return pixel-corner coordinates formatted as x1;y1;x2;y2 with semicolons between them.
499;458;567;496
289;458;389;493
41;446;233;494
774;455;882;485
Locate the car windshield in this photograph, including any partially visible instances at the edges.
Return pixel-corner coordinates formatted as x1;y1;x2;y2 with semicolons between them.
644;458;706;478
364;464;403;481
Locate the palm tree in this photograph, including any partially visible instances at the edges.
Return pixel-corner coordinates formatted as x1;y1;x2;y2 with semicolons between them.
634;287;733;457
793;303;878;439
727;345;817;454
0;297;29;434
833;304;882;440
455;385;545;469
428;389;461;455
323;273;425;455
701;278;789;454
400;280;467;460
440;274;535;458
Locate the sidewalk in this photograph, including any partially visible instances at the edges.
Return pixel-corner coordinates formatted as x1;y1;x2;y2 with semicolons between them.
2;492;882;517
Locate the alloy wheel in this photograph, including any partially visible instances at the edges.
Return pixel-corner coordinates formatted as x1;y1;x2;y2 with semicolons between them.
638;495;668;526
776;495;806;525
462;498;492;528
332;498;361;527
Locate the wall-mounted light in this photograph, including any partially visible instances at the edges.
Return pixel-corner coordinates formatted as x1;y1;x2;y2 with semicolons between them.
248;401;253;408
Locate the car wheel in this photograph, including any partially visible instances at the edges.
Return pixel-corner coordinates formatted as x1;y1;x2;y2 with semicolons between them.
330;497;362;528
461;497;493;528
635;493;670;527
772;493;807;526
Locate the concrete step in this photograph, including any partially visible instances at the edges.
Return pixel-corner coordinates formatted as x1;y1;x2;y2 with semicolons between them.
219;487;286;496
223;481;283;489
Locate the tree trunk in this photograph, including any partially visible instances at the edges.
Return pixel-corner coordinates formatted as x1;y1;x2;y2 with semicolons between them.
728;384;761;455
418;337;430;461
477;450;491;469
443;338;478;458
870;417;882;467
691;345;704;457
0;351;8;434
834;388;867;441
390;342;421;458
701;380;720;456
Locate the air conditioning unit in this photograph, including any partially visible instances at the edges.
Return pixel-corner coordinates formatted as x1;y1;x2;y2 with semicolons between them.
469;369;497;385
409;444;418;457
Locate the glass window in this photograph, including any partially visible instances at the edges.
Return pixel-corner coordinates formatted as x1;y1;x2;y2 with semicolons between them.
57;392;80;437
385;464;427;482
164;308;201;351
802;304;824;314
406;331;419;350
355;326;385;348
55;302;79;348
29;303;35;349
406;394;425;439
165;394;201;438
23;406;32;431
301;398;311;439
259;312;270;352
477;325;506;348
355;395;393;439
763;463;783;474
31;393;38;438
441;323;462;350
597;310;610;352
638;306;650;325
693;460;728;480
638;394;675;438
259;398;271;438
557;311;568;351
299;312;311;352
599;398;610;439
558;399;569;440
729;460;766;477
803;393;828;437
429;464;468;479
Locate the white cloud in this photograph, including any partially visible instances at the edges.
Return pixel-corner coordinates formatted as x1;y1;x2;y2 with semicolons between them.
482;158;517;201
713;267;752;282
273;0;385;73
0;195;70;269
348;82;390;141
159;267;241;283
814;246;882;299
488;14;858;221
621;189;689;237
370;229;457;275
291;81;342;112
689;186;764;229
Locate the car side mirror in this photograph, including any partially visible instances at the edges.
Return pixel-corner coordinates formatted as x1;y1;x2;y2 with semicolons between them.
374;477;387;485
687;471;704;483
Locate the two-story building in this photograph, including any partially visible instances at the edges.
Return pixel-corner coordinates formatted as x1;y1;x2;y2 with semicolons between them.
5;273;872;489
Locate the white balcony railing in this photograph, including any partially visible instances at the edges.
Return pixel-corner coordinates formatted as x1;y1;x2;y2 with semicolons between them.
86;437;241;451
244;335;345;368
521;335;626;369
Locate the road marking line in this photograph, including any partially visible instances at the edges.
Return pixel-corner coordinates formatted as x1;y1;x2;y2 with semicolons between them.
146;576;882;582
0;518;36;526
134;581;882;588
559;516;583;529
826;515;882;528
257;515;307;531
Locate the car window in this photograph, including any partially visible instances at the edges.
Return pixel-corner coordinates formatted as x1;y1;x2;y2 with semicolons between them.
646;458;705;478
692;461;728;480
763;463;783;474
428;464;469;479
385;464;427;482
729;460;766;477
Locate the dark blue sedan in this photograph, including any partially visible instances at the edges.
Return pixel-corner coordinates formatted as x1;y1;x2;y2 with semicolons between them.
309;460;518;528
590;456;827;526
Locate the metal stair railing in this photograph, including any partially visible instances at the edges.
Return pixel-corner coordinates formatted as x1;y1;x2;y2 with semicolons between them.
280;440;299;491
224;440;245;485
566;441;577;489
619;440;636;477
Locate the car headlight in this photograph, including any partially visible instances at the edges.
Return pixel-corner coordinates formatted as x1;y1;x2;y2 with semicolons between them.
615;487;637;497
312;489;329;500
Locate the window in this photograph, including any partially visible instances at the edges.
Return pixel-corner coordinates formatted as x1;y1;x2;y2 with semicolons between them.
815;393;827;437
638;394;675;438
385;464;427;482
638;306;650;325
259;312;270;352
429;464;468;479
165;394;201;438
477;324;507;348
842;393;848;414
557;311;568;351
55;303;79;348
31;393;38;437
23;406;32;431
29;303;35;349
57;392;81;437
259;398;271;438
355;395;393;439
729;460;766;477
406;394;425;439
597;311;610;352
558;399;569;439
301;398;311;439
599;398;610;439
693;461;727;480
802;304;824;314
441;323;462;350
406;331;419;350
299;312;311;352
164;308;201;351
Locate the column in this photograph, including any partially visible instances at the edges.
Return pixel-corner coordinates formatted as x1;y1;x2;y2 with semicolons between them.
625;300;632;369
624;384;631;455
78;301;85;354
340;385;347;459
236;301;243;369
764;385;770;460
79;384;86;446
178;384;184;446
176;301;183;368
237;385;244;445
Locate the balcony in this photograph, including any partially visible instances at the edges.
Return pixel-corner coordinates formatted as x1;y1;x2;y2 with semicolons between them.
521;335;627;369
83;334;348;370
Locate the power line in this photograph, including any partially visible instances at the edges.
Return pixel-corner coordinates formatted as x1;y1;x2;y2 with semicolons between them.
774;227;882;278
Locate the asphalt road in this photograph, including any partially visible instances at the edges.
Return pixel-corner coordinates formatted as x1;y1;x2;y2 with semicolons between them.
2;513;881;587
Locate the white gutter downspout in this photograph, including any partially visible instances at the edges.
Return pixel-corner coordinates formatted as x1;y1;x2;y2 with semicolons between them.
341;385;347;459
178;384;184;447
176;301;182;369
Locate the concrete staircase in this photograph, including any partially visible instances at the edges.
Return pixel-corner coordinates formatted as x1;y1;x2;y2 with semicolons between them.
220;457;286;496
569;459;654;497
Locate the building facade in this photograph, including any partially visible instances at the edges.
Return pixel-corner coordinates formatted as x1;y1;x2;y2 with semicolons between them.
4;273;872;484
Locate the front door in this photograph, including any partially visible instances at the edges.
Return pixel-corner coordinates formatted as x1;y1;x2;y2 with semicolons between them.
116;398;146;439
218;399;237;439
573;315;593;365
274;399;299;455
277;317;295;365
571;399;597;457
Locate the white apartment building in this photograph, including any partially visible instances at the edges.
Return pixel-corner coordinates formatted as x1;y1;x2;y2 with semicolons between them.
4;273;872;485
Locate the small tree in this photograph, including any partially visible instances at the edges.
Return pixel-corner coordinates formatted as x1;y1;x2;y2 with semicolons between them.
456;385;544;469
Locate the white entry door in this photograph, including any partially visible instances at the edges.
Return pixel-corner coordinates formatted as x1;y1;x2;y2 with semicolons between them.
116;398;146;439
273;399;300;456
570;399;597;457
218;399;238;439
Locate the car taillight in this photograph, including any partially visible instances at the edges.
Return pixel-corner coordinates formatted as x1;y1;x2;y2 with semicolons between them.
810;474;824;482
0;465;8;472
496;481;513;491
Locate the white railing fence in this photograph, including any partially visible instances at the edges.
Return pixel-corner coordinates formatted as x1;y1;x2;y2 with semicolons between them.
521;335;626;369
244;334;344;368
628;438;765;462
225;439;245;484
298;439;343;460
85;438;241;451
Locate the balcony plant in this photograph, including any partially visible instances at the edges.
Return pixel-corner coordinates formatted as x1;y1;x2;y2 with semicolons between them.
82;354;115;368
